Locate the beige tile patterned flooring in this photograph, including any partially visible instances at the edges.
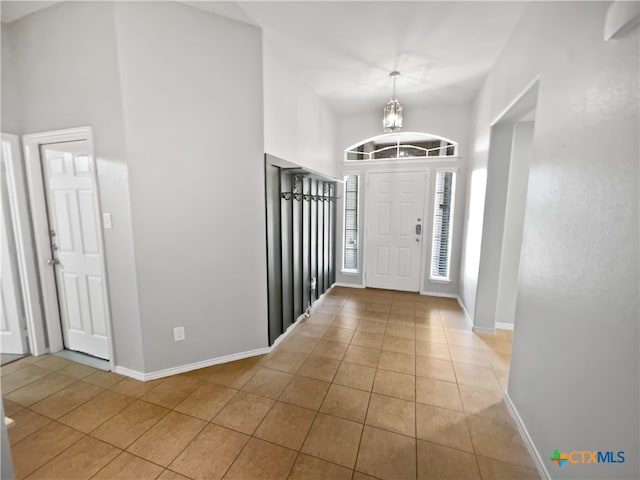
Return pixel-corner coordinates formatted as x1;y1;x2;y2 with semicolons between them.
1;288;540;479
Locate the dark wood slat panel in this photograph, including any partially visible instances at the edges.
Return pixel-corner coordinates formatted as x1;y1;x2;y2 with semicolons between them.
310;179;318;303
329;183;335;286
265;163;282;345
280;172;294;331
292;174;303;321
265;157;339;345
302;177;311;312
317;180;324;296
323;183;330;292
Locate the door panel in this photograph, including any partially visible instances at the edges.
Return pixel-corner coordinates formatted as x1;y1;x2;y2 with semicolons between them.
365;171;427;291
375;247;389;275
397;248;411;278
41;141;109;359
0;158;27;354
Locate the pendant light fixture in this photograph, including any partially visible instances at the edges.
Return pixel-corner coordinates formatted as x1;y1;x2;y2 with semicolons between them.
383;71;403;132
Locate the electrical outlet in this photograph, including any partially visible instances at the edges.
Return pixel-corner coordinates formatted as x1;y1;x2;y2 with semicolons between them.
173;326;185;342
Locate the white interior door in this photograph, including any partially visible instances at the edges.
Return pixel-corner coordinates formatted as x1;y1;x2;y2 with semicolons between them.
365;171;427;291
41;140;109;359
0;153;28;354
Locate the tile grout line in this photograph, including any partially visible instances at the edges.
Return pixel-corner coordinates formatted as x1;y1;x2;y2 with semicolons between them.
5;291;524;480
282;374;332;480
414;331;419;480
13;419;90;479
9;378;108;445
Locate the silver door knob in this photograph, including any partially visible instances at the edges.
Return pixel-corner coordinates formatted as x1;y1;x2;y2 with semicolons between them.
46;258;60;266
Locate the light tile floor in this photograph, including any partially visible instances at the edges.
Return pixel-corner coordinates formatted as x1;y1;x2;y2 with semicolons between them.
2;288;540;479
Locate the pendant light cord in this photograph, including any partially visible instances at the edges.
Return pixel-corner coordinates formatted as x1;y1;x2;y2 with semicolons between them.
390;71;400;100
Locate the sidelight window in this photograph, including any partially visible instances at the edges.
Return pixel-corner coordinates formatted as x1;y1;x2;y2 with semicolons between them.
343;175;359;272
431;171;456;280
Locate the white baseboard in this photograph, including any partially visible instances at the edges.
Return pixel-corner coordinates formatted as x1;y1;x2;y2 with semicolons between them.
457;298;474;331
333;282;365;289
496;322;514;331
114;346;271;382
503;392;551;480
419;290;458;298
112;365;146;381
113;288;336;382
472;325;496;335
271;312;306;350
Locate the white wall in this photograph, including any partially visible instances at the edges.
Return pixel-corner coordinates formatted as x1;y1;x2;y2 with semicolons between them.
2;2;145;371
334;103;472;297
2;1;270;374
1;27;20;134
494;120;534;327
462;3;639;478
113;2;268;372
263;39;339;178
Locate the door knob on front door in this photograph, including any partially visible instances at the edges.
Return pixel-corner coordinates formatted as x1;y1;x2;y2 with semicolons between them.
46;257;60;266
415;224;422;235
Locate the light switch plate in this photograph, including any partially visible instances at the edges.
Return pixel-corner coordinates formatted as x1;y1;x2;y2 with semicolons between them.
103;213;112;229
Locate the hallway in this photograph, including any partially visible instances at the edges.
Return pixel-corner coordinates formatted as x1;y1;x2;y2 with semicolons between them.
2;287;537;480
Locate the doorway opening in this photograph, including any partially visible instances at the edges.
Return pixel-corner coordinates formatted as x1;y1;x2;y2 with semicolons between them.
21;128;115;368
1;134;38;363
341;132;461;294
364;170;427;292
474;78;539;334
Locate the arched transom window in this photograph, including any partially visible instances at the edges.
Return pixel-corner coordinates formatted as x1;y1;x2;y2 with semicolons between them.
345;132;458;161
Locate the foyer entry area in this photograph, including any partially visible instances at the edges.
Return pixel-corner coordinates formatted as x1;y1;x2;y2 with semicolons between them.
2;287;536;480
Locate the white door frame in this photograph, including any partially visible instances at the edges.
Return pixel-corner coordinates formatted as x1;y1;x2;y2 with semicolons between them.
474;76;540;333
23;127;116;368
1;133;46;355
361;166;431;293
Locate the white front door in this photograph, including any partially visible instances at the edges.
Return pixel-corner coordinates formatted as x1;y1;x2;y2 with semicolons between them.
41;141;109;359
0;150;28;354
365;171;427;291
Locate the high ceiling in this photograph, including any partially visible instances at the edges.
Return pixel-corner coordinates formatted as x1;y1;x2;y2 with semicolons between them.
191;2;529;114
1;1;528;115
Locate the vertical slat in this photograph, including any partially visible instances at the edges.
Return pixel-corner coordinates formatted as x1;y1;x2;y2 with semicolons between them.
292;175;303;321
265;162;282;345
323;183;330;292
317;180;324;296
302;177;311;311
280;172;294;331
310;180;317;303
329;183;336;285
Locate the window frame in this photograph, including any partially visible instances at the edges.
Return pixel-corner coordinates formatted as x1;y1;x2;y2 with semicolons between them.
344;132;459;162
429;168;458;283
341;174;360;273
